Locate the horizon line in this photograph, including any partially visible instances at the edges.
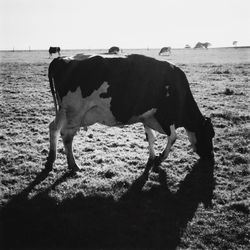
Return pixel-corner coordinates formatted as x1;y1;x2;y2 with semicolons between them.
1;45;250;52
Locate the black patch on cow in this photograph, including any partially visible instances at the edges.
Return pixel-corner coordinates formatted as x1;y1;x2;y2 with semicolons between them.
49;56;107;99
103;55;179;126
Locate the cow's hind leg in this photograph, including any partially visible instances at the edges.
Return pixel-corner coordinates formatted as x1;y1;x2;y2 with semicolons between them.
45;111;65;171
45;122;60;170
61;126;80;172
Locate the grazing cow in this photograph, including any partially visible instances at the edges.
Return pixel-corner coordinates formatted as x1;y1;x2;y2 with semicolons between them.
45;53;215;178
108;46;120;54
194;42;211;49
49;46;61;56
159;47;171;56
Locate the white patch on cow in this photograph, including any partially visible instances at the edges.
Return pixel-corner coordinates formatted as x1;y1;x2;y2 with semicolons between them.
64;53;127;61
60;82;118;129
72;54;92;60
63;54;121;62
82;81;119;127
60;56;72;61
186;130;197;151
61;87;84;111
61;54;91;61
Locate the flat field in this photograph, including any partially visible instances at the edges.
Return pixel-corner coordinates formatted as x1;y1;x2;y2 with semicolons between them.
0;48;249;249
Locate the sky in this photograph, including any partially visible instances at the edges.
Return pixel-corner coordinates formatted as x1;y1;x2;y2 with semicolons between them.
1;0;250;50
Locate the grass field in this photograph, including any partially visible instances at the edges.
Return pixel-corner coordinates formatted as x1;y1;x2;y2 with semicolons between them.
0;48;249;249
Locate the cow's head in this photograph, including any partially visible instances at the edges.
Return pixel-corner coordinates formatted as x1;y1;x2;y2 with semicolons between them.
195;117;215;160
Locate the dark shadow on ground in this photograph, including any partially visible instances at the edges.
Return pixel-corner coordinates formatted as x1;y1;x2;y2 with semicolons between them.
0;159;215;250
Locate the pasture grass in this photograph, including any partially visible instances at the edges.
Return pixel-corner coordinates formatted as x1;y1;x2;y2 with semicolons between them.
0;50;249;249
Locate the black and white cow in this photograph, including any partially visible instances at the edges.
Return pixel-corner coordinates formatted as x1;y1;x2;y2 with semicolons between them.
108;46;120;54
159;47;171;56
45;53;215;178
49;46;61;57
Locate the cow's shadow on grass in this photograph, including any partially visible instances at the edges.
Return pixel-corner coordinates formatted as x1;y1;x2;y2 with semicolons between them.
1;159;215;250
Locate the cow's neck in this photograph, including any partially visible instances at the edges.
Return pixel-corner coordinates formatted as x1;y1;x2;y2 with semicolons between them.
183;97;205;133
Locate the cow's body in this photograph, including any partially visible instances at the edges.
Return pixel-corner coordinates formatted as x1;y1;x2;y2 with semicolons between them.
159;47;171;56
49;46;61;56
108;46;120;54
46;53;214;177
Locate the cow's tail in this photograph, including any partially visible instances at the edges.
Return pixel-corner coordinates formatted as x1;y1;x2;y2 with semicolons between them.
48;62;58;114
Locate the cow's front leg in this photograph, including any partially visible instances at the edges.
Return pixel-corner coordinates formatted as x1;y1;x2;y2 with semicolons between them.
143;125;157;178
153;125;177;172
61;126;80;172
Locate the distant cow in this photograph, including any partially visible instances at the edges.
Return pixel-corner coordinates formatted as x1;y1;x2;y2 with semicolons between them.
159;47;171;56
108;46;120;54
45;53;215;179
194;42;211;49
49;47;61;56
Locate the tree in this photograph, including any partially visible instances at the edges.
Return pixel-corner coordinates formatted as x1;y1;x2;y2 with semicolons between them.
203;42;211;49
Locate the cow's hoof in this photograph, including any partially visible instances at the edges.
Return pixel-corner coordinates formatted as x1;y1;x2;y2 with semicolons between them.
44;161;53;172
131;173;148;192
153;155;163;168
